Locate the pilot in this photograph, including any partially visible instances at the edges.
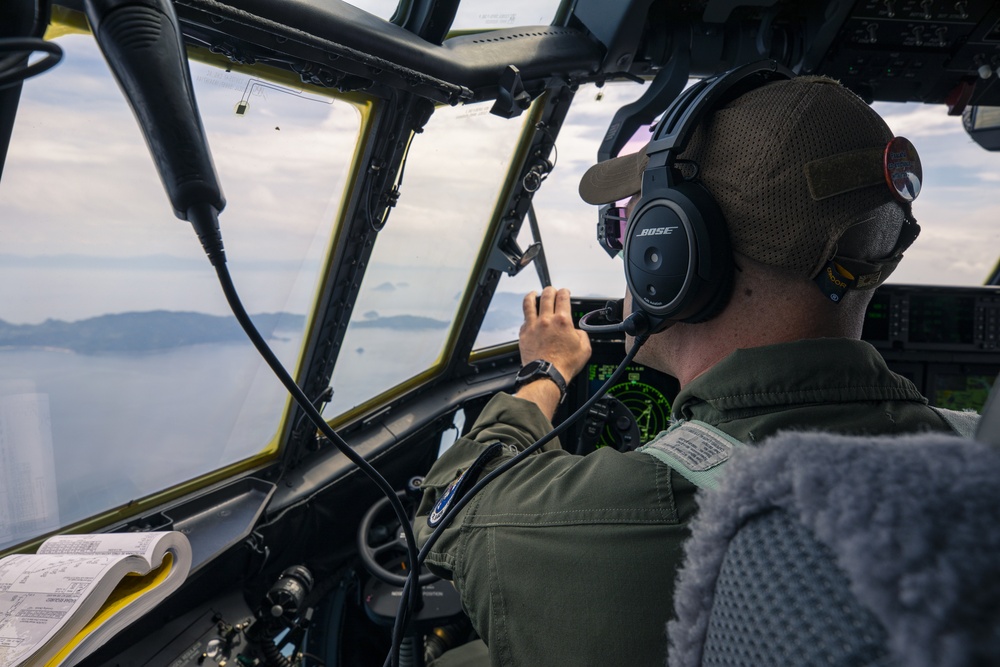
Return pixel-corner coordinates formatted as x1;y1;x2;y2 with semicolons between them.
415;73;962;666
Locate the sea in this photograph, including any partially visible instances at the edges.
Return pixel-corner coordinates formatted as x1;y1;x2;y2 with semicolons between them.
0;325;469;550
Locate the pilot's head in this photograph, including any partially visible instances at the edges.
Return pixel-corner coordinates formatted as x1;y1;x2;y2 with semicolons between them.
578;74;921;379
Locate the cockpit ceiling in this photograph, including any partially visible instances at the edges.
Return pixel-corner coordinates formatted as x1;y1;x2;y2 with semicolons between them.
811;0;1000;107
172;0;603;104
129;0;1000;110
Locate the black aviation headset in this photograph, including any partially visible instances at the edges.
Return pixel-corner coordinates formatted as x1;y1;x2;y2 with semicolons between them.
583;60;795;337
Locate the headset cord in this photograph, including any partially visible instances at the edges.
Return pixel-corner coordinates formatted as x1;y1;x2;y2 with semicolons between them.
211;259;422;619
384;335;647;667
0;38;63;90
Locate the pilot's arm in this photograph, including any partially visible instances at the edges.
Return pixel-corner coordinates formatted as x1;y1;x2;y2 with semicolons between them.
413;287;683;666
510;287;592;420
415;286;591;523
414;286;592;545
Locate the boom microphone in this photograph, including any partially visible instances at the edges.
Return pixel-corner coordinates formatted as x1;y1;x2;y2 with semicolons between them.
578;299;671;337
83;0;225;262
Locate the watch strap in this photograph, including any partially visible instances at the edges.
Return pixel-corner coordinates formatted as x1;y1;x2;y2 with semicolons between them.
515;360;567;402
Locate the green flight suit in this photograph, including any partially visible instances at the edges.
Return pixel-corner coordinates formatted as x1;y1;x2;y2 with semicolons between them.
415;339;953;666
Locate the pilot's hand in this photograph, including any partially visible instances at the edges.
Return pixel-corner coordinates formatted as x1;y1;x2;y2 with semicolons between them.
516;287;592;418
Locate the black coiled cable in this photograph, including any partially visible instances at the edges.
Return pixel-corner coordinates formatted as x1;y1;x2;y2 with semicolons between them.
0;38;63;90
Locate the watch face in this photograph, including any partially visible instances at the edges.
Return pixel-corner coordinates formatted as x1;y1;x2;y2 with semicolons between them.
515;360;565;399
519;360;544;379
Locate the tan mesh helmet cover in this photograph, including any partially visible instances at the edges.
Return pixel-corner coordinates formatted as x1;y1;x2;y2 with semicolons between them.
579;76;900;280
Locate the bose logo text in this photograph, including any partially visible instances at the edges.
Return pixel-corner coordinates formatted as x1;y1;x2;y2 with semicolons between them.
637;227;678;237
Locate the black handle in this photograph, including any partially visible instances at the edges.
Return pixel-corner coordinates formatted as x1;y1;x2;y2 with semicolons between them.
84;0;225;222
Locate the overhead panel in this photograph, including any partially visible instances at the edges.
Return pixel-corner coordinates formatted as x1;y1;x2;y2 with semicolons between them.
817;0;1000;106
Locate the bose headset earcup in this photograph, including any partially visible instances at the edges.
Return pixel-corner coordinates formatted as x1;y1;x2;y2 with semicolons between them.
624;180;732;326
621;60;793;332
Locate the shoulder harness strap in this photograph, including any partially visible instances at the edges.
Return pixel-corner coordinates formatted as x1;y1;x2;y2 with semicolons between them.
637;420;751;490
642;409;982;490
929;406;979;439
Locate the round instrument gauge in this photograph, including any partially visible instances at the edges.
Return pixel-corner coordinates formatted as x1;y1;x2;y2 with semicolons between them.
597;380;672;450
608;382;670;442
580;361;677;454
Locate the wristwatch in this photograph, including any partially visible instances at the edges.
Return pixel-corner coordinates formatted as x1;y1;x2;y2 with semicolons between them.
514;359;567;402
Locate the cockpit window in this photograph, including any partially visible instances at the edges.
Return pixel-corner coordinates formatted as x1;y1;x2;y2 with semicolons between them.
325;102;533;418
451;0;564;32
339;0;562;30
340;0;401;21
873;101;999;284
0;32;361;550
474;82;646;348
474;84;1000;350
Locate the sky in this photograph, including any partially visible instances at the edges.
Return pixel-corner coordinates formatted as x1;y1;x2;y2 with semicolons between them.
516;82;1000;299
874;102;1000;283
1;35;358;324
2;32;999;329
344;0;562;28
3;17;999;536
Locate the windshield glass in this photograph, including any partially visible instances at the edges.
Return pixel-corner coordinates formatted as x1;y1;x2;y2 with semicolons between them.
340;0;561;30
475;82;647;347
875;101;999;282
326;102;532;418
0;33;360;550
342;0;399;21
475;81;1000;348
452;0;563;31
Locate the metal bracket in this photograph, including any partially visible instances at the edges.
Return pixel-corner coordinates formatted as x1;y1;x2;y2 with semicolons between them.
597;38;691;162
491;65;533;119
487;225;543;277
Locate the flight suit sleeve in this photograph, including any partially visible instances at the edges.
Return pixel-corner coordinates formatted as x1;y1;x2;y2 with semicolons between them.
414;392;560;577
412;392;690;666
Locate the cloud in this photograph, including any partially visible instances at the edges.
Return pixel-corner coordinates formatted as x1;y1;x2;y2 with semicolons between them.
4;34;359;264
892;182;1000;285
874;102;963;138
1;34;354;321
9;35;1000;329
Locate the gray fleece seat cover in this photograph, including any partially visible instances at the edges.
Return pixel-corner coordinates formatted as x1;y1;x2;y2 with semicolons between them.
667;431;1000;667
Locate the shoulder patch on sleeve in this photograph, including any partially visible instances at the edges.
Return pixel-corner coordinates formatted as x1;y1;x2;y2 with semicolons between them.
428;441;505;527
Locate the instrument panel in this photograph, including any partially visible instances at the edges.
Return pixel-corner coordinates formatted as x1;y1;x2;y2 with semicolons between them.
863;284;1000;412
562;301;678;453
816;0;1000;107
585;363;673;443
565;284;1000;452
571;361;676;453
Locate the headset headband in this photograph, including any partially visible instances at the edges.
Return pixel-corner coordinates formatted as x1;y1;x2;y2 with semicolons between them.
643;60;796;187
